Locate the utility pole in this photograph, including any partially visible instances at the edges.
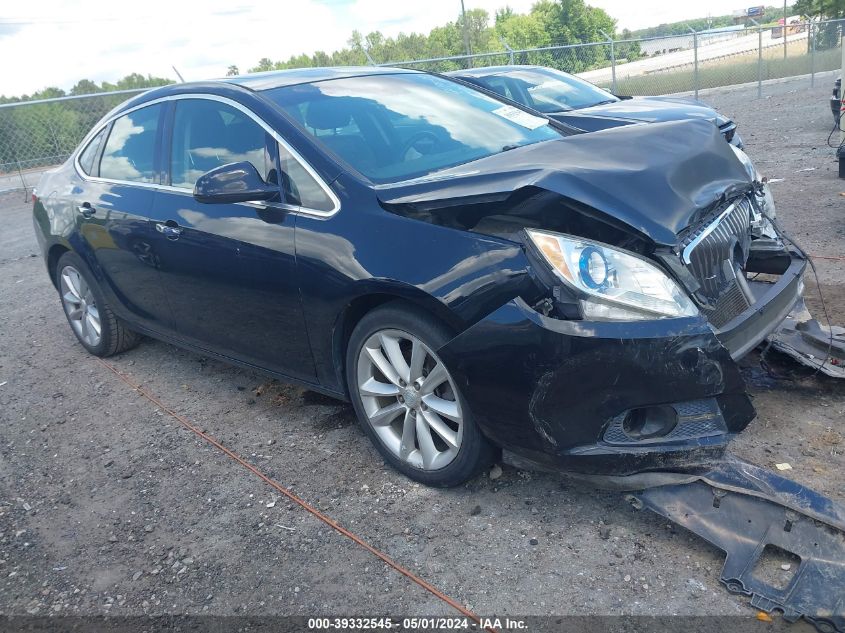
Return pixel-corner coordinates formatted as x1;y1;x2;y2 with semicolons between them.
460;0;472;57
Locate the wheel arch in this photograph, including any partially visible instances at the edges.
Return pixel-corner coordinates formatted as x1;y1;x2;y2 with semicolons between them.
330;288;464;397
46;243;71;289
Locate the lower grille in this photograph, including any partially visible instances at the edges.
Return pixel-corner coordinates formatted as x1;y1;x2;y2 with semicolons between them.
680;196;755;328
603;399;726;445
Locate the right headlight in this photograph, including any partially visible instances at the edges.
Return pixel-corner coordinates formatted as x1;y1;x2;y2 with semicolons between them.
730;144;779;237
526;229;699;321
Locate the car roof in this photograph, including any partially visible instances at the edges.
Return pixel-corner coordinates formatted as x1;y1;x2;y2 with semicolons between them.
217;66;420;91
111;66;428;119
446;65;545;79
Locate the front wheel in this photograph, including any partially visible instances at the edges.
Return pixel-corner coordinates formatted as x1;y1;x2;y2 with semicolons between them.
346;303;495;487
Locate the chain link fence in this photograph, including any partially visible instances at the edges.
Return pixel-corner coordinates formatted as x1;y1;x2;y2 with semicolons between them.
382;19;843;98
0;89;144;191
1;19;843;192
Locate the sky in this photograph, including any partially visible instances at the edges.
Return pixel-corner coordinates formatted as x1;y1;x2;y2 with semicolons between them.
0;0;756;96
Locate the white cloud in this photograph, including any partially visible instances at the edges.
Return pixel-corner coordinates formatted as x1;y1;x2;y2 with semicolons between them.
0;0;761;96
0;0;350;95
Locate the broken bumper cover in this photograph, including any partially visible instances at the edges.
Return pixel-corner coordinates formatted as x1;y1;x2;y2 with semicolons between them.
717;254;805;360
438;298;753;475
438;252;804;476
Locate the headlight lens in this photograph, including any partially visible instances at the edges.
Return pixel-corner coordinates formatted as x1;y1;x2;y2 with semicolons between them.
526;229;699;321
730;144;778;228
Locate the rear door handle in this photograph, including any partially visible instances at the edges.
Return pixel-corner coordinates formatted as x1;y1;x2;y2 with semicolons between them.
77;203;95;218
155;221;183;239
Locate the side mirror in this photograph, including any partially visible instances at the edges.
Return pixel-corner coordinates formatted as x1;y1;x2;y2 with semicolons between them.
193;161;279;204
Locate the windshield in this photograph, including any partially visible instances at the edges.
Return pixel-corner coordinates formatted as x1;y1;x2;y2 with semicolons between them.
472;68;619;114
264;73;560;184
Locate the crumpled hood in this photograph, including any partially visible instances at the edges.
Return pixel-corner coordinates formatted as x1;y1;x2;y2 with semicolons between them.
568;95;729;126
377;118;753;246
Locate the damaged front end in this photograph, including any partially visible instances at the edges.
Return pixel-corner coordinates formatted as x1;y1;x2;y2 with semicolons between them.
380;119;838;630
379;119;805;476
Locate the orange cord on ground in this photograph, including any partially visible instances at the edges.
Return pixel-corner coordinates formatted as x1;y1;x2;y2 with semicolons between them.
809;254;845;262
96;358;497;633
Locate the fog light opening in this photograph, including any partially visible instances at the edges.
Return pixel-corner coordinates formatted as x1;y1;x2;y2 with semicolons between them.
622;406;678;440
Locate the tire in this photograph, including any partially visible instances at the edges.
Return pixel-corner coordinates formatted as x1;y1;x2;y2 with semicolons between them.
346;302;496;487
55;251;141;357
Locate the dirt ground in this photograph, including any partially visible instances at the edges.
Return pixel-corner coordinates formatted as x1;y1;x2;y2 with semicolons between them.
1;74;843;629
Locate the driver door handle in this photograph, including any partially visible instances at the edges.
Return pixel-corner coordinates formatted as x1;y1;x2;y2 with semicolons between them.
155;221;183;239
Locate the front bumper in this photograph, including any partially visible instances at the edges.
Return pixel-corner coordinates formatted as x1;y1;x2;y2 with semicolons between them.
438;251;805;476
715;254;805;359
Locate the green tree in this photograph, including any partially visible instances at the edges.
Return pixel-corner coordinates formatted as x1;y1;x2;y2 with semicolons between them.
793;0;844;48
788;0;842;18
70;79;100;96
495;6;515;24
31;87;66;100
250;57;275;72
529;0;617;71
226;65;240;76
495;13;550;49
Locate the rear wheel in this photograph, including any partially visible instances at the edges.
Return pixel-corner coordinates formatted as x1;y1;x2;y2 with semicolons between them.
346;303;495;487
56;252;140;357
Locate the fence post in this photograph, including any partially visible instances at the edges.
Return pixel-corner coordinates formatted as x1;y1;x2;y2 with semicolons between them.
499;36;515;64
758;28;763;98
688;27;699;99
810;21;816;87
14;159;27;201
750;19;763;99
841;31;845;148
600;30;617;93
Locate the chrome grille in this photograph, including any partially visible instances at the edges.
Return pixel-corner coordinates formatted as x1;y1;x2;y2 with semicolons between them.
680;196;755;328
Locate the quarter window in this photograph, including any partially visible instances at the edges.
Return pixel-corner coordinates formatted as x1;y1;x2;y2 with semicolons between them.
99;104;162;183
78;127;107;176
170;99;267;189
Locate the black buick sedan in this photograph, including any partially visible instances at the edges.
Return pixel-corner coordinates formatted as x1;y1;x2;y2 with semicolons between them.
34;67;804;487
449;65;743;148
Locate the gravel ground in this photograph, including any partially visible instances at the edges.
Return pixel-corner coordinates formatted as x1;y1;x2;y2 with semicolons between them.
1;74;843;628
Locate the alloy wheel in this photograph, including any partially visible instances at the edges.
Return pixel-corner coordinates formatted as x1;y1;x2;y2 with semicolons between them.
60;265;102;347
356;329;463;470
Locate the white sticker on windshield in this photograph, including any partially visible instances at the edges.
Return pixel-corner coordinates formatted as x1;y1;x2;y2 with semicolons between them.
492;105;547;130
